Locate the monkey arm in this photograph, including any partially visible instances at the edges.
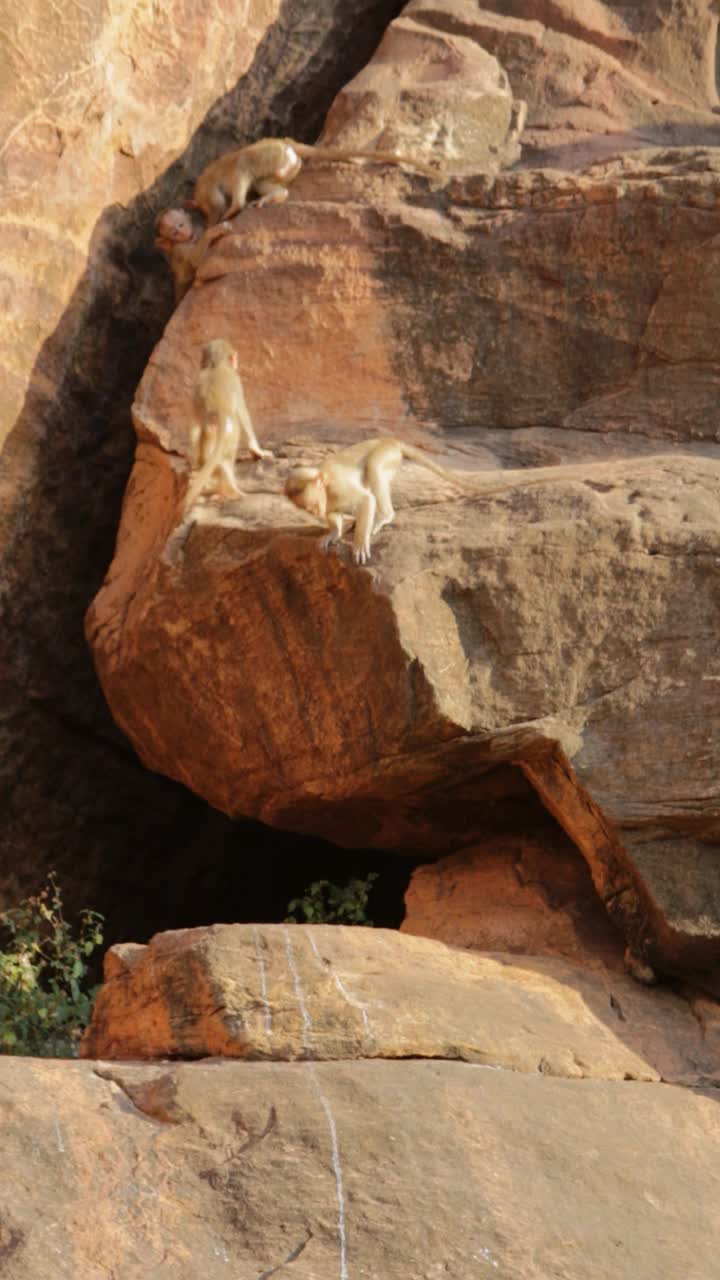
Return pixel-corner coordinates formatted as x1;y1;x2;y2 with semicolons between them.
352;493;377;565
318;512;346;553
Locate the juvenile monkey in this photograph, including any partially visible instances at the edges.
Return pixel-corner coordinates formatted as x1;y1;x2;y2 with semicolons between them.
185;339;272;510
154;207;232;304
190;137;438;225
284;437;467;565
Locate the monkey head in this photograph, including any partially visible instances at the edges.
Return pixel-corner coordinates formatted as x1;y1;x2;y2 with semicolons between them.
201;338;238;371
154;207;199;252
285;467;327;519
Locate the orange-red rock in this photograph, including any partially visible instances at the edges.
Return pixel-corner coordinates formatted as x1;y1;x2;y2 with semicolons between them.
401;832;626;970
82;924;720;1088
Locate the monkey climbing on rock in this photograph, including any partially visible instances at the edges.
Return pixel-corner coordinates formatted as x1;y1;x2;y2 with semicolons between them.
190;136;438;225
154;207;233;304
185;339;272;511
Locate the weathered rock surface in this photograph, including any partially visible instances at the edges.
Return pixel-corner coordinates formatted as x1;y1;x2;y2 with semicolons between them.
473;0;720;167
88;418;720;974
16;922;720;1276
320;0;526;173
4;1052;720;1280
81;924;720;1087
401;831;627;970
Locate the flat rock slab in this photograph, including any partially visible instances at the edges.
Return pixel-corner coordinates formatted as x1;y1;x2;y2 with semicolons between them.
1;1054;719;1279
82;924;720;1086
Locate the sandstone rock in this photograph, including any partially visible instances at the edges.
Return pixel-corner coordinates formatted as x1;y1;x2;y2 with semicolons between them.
401;831;626;970
88;424;720;973
3;1052;720;1279
320;0;526;173
81;924;720;1087
471;0;720;166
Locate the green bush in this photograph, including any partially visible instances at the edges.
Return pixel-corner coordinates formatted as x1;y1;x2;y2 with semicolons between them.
0;874;104;1057
286;872;378;926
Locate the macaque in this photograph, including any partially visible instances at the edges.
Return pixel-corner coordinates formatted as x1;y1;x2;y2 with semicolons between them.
185;339;272;510
285;438;584;564
190;137;438;225
154;207;232;304
284;438;467;565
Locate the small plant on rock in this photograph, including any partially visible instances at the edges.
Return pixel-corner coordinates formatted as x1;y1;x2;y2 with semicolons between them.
286;872;379;926
0;874;104;1057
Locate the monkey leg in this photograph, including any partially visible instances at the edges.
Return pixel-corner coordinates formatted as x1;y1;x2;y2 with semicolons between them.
252;179;290;208
197;424;217;467
366;459;395;535
218;460;243;497
221;175;253;222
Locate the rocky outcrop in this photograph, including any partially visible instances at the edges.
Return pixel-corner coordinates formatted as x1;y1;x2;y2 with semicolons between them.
320;0;527;172
2;922;715;1277
81;924;720;1086
87;145;720;976
401;831;627;970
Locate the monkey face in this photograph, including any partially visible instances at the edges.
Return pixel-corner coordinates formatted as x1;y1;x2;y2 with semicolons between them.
155;209;195;247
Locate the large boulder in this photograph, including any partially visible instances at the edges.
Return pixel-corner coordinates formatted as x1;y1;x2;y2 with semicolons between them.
3;1049;720;1279
7;923;719;1277
81;924;720;1086
88;149;720;976
319;0;527;172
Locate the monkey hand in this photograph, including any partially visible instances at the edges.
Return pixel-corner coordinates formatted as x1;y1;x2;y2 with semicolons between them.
353;547;370;566
206;221;233;243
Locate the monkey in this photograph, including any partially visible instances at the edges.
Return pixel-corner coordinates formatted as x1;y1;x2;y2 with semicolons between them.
284;437;469;565
190;137;439;225
185;338;272;511
284;438;601;565
154;207;233;304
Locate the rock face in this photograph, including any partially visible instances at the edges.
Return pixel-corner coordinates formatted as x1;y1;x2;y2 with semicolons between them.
401;831;627;971
3;0;720;980
4;1053;720;1280
3;923;716;1277
87;145;720;974
320;0;527;172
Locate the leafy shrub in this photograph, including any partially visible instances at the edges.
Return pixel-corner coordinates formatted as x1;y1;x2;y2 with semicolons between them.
0;874;104;1057
286;872;379;925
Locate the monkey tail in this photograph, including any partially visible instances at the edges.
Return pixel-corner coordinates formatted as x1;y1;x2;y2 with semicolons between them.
289;140;437;179
399;443;469;487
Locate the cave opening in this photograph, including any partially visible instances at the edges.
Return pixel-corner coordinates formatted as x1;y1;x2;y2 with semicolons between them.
80;756;607;966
